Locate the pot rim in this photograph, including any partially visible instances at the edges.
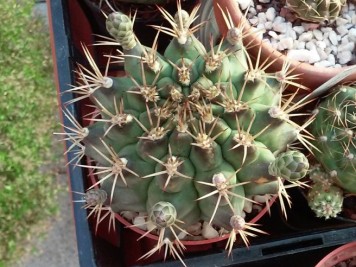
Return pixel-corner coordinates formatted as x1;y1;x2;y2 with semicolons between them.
315;241;356;267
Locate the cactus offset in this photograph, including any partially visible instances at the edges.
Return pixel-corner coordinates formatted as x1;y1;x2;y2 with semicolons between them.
62;1;315;263
309;85;356;194
307;166;344;219
286;0;346;24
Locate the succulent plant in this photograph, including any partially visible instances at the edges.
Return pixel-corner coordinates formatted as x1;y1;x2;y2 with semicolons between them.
309;85;356;194
307;166;344;219
285;0;346;24
59;1;314;264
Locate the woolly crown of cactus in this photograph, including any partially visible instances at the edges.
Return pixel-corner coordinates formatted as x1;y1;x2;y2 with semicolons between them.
59;1;314;264
286;0;346;24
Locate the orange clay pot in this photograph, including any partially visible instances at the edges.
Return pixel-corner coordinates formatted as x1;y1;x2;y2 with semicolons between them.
212;0;356;91
315;241;356;267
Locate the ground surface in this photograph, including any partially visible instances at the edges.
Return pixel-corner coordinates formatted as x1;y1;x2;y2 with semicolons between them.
11;2;80;267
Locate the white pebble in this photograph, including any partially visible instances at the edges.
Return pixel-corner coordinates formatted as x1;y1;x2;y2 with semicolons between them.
237;0;253;10
315;40;326;50
341;35;349;44
256;4;263;10
336;25;349;36
259;0;270;3
321;27;333;33
293;26;305;35
253;194;271;203
133;216;147;230
338;42;355;52
249;17;259;25
323;38;331;47
255;25;266;39
308;49;322;63
337;50;353;64
268;30;279;39
244;200;253;213
249;7;257;16
177;231;187;240
247;12;255;19
262;38;271;44
328;54;336;65
271;39;279;50
352;14;356;24
294;41;306;49
343;14;352;22
287;49;319;63
345;23;354;30
273;22;288;33
350;3;355;10
328;31;338;45
325;47;333;55
331;45;338;54
306;41;316;50
312;29;323;41
202;222;219;239
336;17;349;26
266;7;276;21
274;16;285;23
317;47;328;60
287;30;297;40
299;31;313;42
348;28;356;42
120;211;137;221
277;37;294;50
264;21;273;30
258;12;267;24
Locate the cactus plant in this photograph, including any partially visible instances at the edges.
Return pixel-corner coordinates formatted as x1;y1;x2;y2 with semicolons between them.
309;85;356;194
307;165;344;219
285;0;347;24
59;1;315;264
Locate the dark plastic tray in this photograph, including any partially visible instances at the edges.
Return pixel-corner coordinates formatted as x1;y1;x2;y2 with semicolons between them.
48;0;356;266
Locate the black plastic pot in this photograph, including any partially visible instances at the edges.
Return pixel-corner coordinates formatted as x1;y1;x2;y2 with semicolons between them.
48;0;356;266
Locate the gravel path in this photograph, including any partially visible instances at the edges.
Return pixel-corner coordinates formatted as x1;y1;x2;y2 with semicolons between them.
13;174;79;267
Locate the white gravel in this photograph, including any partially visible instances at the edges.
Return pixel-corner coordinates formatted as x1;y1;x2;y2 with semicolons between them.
238;0;356;67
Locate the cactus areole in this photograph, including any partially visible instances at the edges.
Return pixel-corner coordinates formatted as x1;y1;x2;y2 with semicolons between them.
62;1;314;264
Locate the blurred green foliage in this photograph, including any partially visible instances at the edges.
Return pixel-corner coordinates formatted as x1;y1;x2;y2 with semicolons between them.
0;0;59;264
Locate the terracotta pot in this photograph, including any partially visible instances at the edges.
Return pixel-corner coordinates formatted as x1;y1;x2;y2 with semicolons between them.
315;241;356;267
212;0;356;91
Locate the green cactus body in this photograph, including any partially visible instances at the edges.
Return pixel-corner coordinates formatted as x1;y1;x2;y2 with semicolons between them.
65;4;313;261
309;85;356;193
307;181;344;219
286;0;346;24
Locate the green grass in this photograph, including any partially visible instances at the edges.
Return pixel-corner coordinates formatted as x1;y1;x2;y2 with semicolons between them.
0;1;59;265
